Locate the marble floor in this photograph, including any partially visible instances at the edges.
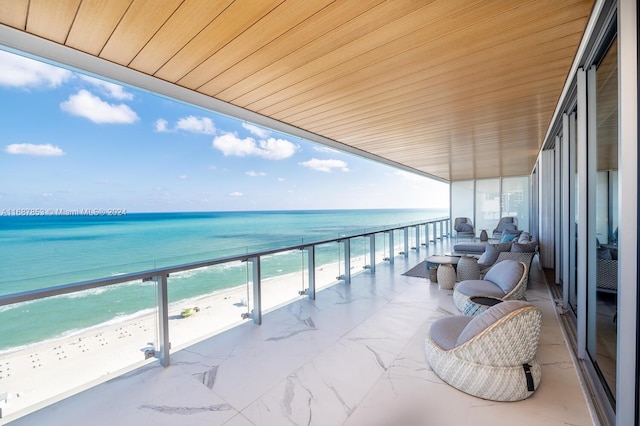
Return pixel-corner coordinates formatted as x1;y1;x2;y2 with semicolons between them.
6;240;595;426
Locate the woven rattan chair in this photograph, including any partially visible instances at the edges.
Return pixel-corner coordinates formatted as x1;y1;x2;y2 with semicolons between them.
454;217;475;241
425;300;542;401
491;216;518;240
597;258;618;292
453;260;528;313
479;251;535;284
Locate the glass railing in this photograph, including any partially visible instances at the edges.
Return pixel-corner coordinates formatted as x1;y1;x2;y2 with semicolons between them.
0;217;449;420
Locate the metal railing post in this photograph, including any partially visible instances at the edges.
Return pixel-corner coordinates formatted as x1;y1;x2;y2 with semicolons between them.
425;222;430;245
303;246;316;300
342;239;351;283
403;227;409;257
439;221;444;240
415;225;420;251
154;274;170;367
248;256;262;325
368;234;376;273
387;230;394;264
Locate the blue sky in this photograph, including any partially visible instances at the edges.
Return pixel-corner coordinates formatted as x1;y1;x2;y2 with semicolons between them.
0;48;449;213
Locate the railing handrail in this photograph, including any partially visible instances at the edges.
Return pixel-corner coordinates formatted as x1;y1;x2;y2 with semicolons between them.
0;216;449;307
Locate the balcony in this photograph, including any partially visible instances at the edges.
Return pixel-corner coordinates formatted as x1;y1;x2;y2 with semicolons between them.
2;230;593;425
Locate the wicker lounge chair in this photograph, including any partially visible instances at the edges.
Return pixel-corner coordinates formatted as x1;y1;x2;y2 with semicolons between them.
491;216;518;240
453;260;528;313
454;217;475;241
425;300;542;401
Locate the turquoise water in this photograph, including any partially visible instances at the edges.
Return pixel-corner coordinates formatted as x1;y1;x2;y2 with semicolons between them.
0;209;446;351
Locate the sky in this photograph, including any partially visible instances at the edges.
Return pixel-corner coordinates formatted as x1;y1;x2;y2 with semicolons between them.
0;48;449;213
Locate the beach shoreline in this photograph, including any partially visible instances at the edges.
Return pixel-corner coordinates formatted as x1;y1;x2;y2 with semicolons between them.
0;255;371;418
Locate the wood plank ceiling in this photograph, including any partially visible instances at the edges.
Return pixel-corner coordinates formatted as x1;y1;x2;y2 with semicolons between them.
0;0;594;181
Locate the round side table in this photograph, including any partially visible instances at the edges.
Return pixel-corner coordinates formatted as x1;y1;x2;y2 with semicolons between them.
426;255;460;290
462;296;503;316
457;256;480;281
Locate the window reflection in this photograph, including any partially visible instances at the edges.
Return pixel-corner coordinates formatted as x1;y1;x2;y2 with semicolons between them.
591;36;618;400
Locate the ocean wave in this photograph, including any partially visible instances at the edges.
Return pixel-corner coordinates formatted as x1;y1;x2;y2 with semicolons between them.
170;266;211;280
0;299;37;313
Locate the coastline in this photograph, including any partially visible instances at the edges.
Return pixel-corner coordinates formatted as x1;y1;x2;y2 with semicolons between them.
0;256;369;417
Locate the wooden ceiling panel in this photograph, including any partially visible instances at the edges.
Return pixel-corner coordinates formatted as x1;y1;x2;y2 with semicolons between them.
99;0;183;65
251;5;587;119
178;0;336;90
198;0;389;97
128;0;234;74
158;0;284;85
66;0;133;55
0;0;28;30
26;0;80;43
0;0;595;182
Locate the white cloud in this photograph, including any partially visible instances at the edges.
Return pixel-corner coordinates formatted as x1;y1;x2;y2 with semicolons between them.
259;138;299;159
155;119;169;132
313;146;340;153
60;90;139;124
229;192;243;197
42;193;54;197
213;134;256;156
246;171;266;177
176;115;216;134
178;175;188;180
277;177;285;182
242;123;270;138
5;143;65;156
0;50;72;88
79;75;134;100
299;158;349;173
212;133;299;160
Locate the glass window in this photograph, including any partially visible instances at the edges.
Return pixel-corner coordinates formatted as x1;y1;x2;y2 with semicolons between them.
589;36;618;402
502;176;529;232
451;180;475;231
475;179;500;238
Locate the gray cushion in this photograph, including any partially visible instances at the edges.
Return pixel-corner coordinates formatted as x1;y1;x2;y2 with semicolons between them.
517;232;531;243
455;280;506;299
511;241;537;253
455;300;532;346
500;230;521;243
477;242;512;266
458;223;474;233
454;219;469;231
597;247;612;260
430;315;473;350
484;260;524;293
453;242;487;254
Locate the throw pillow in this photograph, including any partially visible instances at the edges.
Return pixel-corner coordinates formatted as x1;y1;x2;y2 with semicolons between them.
477;242;512;266
484;259;525;293
597;247;612;260
500;232;520;243
459;223;474;233
456;300;532;346
517;232;531;243
511;241;537;253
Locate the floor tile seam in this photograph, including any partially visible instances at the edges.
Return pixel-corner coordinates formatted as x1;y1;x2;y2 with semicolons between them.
176;257;439;415
231;334;393;417
228;276;428;415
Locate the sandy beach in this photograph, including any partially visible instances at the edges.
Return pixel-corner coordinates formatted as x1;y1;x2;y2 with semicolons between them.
0;255;369;418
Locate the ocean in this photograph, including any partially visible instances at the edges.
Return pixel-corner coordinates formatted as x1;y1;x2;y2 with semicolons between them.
0;209;447;352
